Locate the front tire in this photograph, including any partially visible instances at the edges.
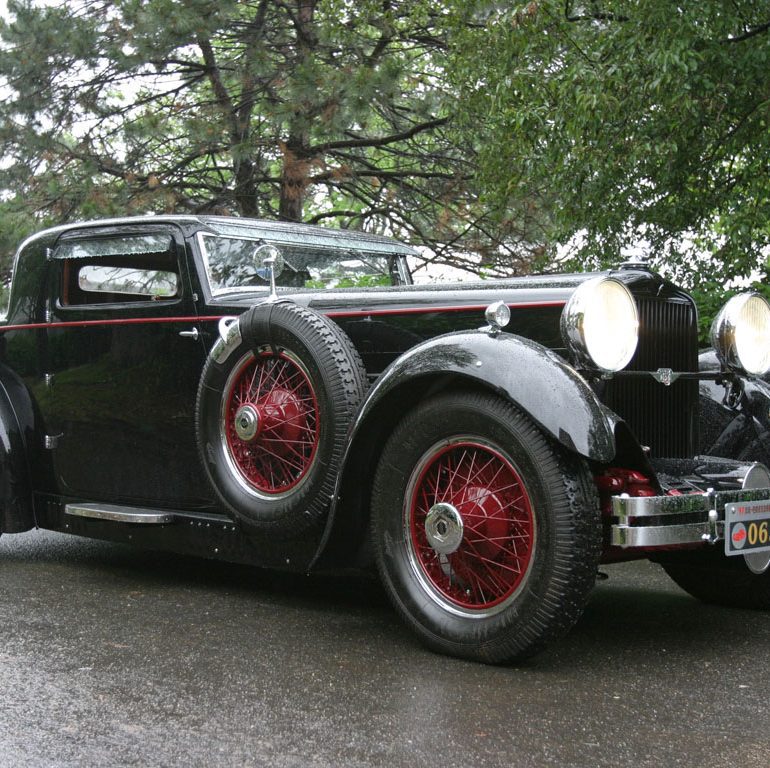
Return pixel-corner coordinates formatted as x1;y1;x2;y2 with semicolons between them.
371;390;601;663
659;549;770;609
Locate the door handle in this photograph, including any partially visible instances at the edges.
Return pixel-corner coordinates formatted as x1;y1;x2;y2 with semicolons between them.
179;328;199;341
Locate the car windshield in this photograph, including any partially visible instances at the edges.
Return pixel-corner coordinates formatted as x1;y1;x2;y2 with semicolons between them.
197;221;413;295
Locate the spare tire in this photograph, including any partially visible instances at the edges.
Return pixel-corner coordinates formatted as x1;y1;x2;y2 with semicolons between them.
196;301;367;538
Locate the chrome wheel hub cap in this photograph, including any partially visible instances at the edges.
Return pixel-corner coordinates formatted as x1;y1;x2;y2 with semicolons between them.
234;404;260;442
425;503;464;555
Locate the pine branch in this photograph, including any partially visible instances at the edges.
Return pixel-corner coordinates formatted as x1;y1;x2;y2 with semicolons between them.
196;33;237;129
313;116;450;153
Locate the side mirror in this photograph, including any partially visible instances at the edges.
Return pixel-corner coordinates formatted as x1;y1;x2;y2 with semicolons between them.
254;244;284;300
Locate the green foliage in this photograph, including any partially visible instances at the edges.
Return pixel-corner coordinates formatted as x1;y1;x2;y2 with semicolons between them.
0;0;523;278
303;273;390;288
0;0;564;283
5;0;766;324
450;0;770;302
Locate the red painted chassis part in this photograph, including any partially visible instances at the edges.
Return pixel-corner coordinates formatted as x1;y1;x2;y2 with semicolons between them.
595;468;658;517
595;467;704;561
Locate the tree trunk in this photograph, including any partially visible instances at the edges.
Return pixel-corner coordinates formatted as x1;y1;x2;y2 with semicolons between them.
278;0;318;222
279;139;311;221
235;160;260;217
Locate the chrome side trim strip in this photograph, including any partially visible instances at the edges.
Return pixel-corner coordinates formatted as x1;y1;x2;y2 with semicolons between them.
65;503;174;524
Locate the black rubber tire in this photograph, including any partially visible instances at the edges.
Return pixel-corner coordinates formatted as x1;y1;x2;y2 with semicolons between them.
196;301;367;538
371;390;602;664
658;549;770;609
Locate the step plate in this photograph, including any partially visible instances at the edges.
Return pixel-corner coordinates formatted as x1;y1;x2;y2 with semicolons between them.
65;503;175;525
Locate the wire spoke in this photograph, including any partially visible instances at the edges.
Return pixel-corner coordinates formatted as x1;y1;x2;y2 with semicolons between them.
226;352;318;493
409;440;534;611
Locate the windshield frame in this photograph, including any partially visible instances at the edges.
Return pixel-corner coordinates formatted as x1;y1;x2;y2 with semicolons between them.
196;230;413;297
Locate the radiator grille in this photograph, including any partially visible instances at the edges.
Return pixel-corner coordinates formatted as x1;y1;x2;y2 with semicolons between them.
602;297;699;458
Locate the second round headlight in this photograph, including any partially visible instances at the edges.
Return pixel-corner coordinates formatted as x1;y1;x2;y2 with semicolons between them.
561;277;639;372
711;292;770;376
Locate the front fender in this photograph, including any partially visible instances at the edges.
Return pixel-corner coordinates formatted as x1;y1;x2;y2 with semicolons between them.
311;330;618;569
356;330;616;462
699;349;770;465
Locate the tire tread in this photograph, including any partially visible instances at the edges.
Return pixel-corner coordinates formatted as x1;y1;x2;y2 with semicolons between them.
196;301;366;537
371;389;601;663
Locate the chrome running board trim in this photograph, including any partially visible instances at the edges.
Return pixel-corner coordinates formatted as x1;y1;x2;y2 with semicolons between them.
65;503;175;524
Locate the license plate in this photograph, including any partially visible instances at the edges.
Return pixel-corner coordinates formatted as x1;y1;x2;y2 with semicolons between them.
725;499;770;556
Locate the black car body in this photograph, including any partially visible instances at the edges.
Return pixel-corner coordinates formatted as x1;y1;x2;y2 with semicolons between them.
699;347;770;468
2;215;769;663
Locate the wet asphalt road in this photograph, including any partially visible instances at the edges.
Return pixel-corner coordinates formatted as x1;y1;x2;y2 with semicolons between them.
1;530;769;768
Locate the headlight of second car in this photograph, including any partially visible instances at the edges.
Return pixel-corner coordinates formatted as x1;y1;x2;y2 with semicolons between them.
561;277;639;373
711;292;770;376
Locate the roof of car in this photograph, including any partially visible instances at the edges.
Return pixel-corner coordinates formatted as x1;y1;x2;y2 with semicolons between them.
20;214;418;257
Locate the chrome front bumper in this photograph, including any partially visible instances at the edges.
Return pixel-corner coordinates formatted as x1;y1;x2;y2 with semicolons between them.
611;487;770;548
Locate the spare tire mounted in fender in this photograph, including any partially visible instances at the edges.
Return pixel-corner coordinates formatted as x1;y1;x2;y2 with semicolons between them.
196;301;367;538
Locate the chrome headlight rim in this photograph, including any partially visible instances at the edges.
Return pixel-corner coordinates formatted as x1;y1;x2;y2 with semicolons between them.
561;276;639;373
484;300;511;333
711;292;770;377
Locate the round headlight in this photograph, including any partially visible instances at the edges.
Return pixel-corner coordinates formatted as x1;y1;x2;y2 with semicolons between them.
711;293;770;376
561;277;639;372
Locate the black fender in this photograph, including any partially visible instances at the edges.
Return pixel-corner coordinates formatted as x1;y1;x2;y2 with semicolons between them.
311;329;619;568
0;366;38;533
699;349;770;465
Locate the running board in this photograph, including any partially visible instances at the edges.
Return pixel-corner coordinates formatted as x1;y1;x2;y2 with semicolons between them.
65;503;175;525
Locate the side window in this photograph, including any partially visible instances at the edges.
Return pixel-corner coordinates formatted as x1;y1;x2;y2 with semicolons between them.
55;234;180;306
77;264;178;299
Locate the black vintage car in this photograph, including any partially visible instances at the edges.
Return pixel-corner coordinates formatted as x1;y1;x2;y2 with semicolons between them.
2;215;770;663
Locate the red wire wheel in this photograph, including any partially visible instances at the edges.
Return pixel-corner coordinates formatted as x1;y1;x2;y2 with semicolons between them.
197;301;366;537
222;349;319;496
372;391;601;662
406;439;535;615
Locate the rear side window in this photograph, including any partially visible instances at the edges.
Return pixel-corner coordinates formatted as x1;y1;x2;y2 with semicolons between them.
55;234;180;306
76;264;178;299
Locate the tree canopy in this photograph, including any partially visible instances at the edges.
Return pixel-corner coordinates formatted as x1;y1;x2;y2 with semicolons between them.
1;0;770;312
0;0;543;277
451;0;770;295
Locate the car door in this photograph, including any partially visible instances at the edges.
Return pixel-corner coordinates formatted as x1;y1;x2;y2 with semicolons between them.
41;224;216;509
